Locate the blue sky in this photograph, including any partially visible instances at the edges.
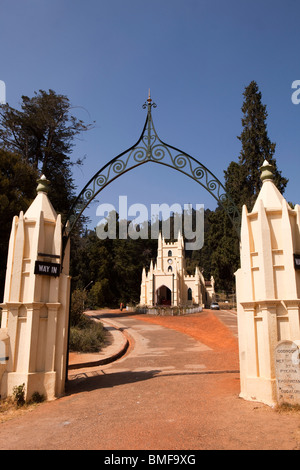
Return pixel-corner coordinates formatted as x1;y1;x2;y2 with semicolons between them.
1;0;300;228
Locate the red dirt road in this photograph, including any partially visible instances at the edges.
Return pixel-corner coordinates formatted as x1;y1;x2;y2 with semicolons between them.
135;311;238;350
0;309;299;450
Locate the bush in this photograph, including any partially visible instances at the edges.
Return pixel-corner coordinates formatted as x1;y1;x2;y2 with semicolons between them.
70;289;88;327
13;383;25;407
69;288;106;353
69;320;106;353
30;391;45;404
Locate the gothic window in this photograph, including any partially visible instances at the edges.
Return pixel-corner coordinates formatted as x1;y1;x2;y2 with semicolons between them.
168;266;173;272
168;250;172;257
187;288;192;301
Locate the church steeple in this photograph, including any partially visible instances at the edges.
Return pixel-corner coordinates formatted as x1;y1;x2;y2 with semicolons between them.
177;230;185;273
157;232;163;270
178;230;184;248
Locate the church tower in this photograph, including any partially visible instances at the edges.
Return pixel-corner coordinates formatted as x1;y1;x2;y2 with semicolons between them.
140;233;214;308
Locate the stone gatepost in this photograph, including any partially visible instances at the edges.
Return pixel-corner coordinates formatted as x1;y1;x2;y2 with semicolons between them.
0;176;71;401
236;161;300;406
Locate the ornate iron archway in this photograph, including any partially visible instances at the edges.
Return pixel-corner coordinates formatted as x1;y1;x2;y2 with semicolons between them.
62;93;240;258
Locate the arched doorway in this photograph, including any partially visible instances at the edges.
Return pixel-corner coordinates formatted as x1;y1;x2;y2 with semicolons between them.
156;285;172;306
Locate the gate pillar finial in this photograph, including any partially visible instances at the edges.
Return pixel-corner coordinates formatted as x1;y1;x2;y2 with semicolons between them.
36;174;50;194
260;160;274;182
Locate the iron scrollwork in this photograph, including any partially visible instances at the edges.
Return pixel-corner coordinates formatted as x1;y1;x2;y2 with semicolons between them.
62;96;241;259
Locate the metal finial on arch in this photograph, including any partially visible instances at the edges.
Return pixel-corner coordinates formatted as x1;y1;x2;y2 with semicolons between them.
62;94;241;259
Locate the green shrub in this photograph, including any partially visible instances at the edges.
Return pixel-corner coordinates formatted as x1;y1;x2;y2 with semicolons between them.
30;391;45;404
13;383;25;407
69;288;106;353
69;319;106;353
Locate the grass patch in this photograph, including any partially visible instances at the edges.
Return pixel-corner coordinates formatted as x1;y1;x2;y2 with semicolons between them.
275;402;300;413
0;398;40;423
0;392;46;423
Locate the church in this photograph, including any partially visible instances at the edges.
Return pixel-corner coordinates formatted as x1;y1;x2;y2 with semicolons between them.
140;233;215;308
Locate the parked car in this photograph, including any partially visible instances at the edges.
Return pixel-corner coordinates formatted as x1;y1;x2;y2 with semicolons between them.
210;302;220;310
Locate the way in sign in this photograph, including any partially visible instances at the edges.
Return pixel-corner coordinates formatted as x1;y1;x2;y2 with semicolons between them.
34;261;61;277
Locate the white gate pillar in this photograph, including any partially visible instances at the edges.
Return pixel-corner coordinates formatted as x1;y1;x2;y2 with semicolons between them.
0;176;71;401
236;161;300;406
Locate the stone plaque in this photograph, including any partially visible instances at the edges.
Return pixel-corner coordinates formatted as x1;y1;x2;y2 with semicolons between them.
275;340;300;405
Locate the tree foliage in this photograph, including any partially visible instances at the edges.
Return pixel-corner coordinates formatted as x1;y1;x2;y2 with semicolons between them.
0;89;94;217
236;80;288;210
0;149;37;296
204;80;288;292
71;226;158;308
0;89;93;301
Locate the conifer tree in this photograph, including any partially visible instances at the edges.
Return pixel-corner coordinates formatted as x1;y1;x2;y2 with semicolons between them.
236;80;288;210
206;80;288;292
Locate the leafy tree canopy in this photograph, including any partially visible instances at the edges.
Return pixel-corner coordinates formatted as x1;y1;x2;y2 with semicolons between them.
0;89;94;217
0;149;37;297
0;89;94;301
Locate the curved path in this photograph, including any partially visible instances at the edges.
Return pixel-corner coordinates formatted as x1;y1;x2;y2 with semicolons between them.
0;311;299;450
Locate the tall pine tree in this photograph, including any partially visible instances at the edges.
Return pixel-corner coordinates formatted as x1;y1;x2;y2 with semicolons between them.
206;80;288;292
236;80;287;210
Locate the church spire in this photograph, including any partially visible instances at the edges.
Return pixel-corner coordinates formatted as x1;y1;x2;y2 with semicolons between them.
158;231;162;248
177;230;184;248
157;231;163;270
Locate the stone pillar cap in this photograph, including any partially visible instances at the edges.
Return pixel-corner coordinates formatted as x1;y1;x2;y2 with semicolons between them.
36;175;50;193
260;160;274;182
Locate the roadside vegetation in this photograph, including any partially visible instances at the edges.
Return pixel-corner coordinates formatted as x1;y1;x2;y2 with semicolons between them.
0;384;45;423
69;289;106;353
275;403;300;413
